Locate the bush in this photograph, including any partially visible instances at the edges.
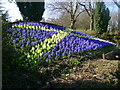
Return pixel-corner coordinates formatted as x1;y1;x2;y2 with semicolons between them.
99;32;120;47
75;29;97;37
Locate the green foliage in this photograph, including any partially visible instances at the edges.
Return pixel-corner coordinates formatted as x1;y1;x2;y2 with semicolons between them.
98;32;120;47
105;69;120;87
16;2;45;21
2;26;26;70
2;11;15;62
76;29;97;37
94;2;111;35
71;60;80;66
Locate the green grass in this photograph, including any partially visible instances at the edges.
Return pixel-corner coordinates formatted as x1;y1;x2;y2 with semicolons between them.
75;29;97;37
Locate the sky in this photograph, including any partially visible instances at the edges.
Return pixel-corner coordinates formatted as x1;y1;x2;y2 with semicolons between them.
0;0;118;22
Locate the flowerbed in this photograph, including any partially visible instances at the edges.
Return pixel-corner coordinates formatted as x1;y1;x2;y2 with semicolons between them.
7;22;116;67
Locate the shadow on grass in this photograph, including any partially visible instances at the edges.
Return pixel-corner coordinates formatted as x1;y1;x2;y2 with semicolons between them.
75;45;119;61
2;60;73;89
2;59;120;89
41;79;118;89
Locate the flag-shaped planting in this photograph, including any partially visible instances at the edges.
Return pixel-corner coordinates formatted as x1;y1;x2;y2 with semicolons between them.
7;22;116;64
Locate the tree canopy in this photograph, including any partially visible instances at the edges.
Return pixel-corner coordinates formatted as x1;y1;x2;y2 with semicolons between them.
94;2;111;34
48;1;85;29
16;1;45;22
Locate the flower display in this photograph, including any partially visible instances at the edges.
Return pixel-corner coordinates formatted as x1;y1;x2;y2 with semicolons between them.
71;31;116;45
7;25;58;52
7;22;116;64
12;22;66;31
43;34;113;62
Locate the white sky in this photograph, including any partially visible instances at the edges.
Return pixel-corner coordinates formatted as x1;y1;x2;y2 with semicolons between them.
1;0;23;21
0;0;118;22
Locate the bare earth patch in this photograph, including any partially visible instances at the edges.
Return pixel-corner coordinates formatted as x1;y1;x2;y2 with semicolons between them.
41;59;119;88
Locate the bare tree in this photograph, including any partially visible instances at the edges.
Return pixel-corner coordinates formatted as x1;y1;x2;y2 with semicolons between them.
48;0;85;29
108;11;118;32
75;12;90;30
46;12;71;28
78;1;95;30
46;11;90;30
112;0;120;30
113;0;120;8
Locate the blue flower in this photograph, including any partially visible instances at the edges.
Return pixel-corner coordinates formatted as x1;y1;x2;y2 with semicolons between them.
7;22;115;63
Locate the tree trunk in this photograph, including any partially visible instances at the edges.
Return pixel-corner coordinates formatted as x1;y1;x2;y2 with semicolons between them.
118;8;120;30
70;19;76;29
89;2;94;31
90;15;94;30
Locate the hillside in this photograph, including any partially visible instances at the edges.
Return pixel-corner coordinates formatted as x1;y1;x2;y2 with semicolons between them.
2;22;120;89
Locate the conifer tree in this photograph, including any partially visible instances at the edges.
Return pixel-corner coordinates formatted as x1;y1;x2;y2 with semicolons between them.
94;2;111;34
16;1;45;22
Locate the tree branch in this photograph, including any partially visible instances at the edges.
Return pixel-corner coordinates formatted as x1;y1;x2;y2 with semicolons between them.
73;2;79;15
48;3;70;13
78;3;90;16
113;0;120;8
59;3;71;13
75;10;85;20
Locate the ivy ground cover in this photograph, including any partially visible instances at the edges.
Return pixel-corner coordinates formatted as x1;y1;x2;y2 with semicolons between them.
7;22;116;67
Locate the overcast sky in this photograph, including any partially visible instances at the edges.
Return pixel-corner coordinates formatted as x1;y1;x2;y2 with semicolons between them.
0;0;118;22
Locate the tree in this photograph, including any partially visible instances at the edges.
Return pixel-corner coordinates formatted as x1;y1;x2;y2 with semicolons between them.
113;0;120;8
78;1;95;30
46;12;71;28
112;0;120;30
48;1;85;29
75;12;90;30
46;11;90;30
108;11;118;32
15;1;45;22
0;2;9;25
94;2;111;35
